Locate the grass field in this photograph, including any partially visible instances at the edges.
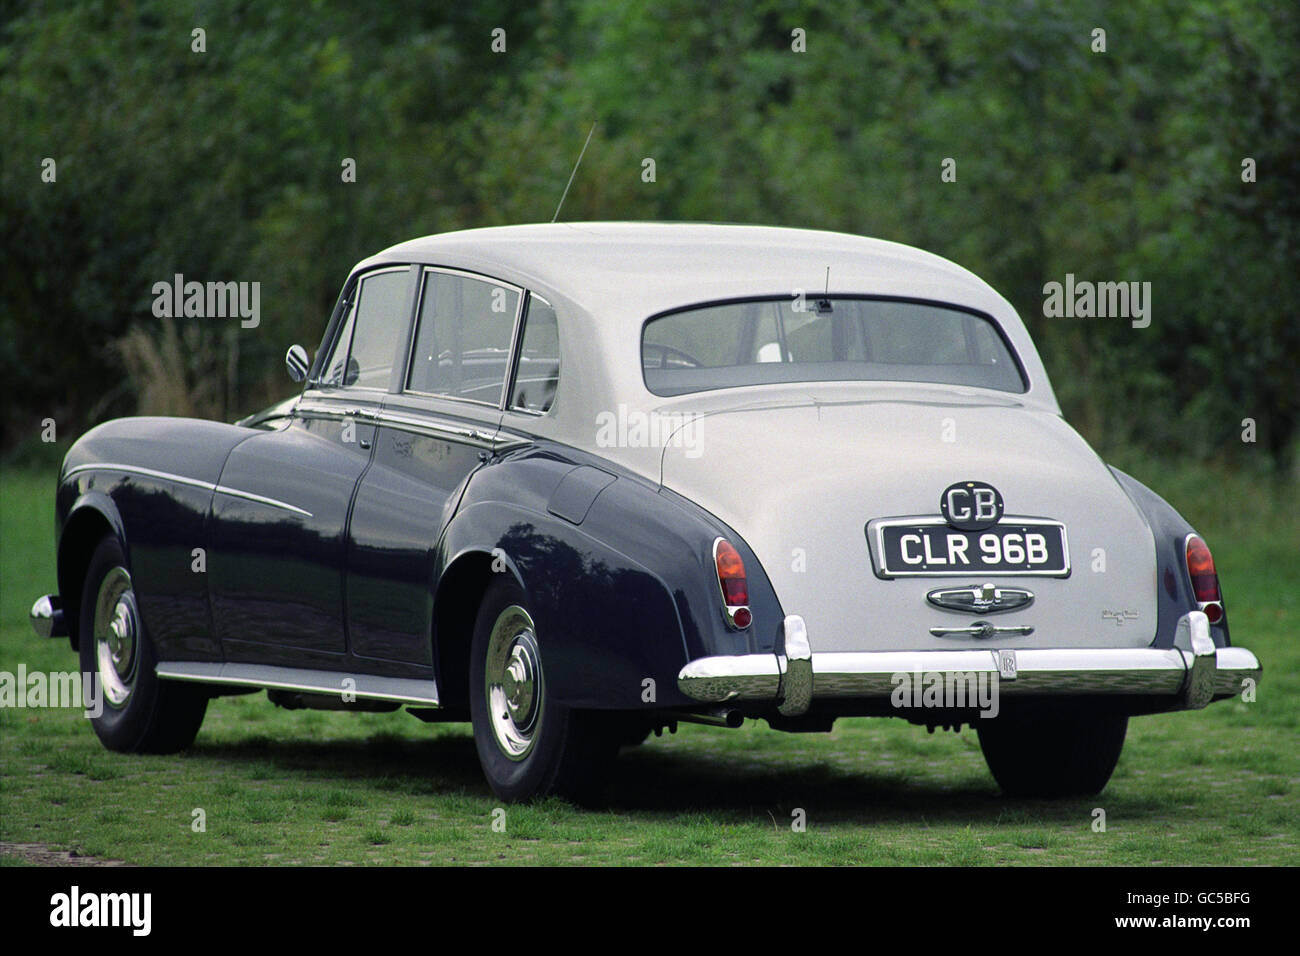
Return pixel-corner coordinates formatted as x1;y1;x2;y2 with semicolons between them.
1;459;1296;866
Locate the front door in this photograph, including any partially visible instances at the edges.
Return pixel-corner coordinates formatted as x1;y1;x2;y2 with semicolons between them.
208;265;414;666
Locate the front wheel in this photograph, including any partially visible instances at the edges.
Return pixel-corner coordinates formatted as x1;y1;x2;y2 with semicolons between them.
976;710;1128;798
78;536;209;753
469;578;617;803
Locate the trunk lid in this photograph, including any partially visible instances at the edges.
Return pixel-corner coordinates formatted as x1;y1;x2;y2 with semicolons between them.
660;394;1156;653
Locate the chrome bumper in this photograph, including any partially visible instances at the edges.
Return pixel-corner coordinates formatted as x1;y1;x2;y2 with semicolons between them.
30;594;68;639
678;611;1260;716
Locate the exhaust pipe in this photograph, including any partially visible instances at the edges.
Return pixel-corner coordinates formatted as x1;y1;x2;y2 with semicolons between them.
672;707;743;728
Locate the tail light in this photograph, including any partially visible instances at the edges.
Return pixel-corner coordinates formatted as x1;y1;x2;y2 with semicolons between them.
712;537;751;629
1185;534;1224;624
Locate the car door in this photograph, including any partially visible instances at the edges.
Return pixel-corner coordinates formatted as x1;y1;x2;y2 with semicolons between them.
208;265;416;666
345;267;523;665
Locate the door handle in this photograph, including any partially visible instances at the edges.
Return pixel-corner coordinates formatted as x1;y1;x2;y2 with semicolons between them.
929;623;1034;639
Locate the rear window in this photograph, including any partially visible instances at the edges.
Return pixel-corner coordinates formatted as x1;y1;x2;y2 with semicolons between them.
642;297;1025;396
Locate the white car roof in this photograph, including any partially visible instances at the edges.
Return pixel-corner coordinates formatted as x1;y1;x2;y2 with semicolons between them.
360;222;1002;321
352;223;1060;482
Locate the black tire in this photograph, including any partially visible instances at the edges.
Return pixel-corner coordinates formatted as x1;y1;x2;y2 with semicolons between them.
78;536;208;754
469;577;617;803
977;709;1127;798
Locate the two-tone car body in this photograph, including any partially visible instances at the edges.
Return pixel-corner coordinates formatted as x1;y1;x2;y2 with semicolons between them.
31;223;1260;800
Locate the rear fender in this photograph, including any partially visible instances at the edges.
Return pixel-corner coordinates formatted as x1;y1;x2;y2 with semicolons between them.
435;445;783;710
1108;466;1230;648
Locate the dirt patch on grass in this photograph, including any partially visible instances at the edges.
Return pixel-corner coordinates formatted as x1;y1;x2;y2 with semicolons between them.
0;842;129;866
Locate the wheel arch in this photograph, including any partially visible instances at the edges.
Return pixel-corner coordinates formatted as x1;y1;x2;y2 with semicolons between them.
57;494;127;651
432;547;526;713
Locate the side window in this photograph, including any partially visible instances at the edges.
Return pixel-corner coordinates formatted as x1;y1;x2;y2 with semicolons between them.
509;294;560;413
319;269;409;388
321;303;357;386
407;271;520;405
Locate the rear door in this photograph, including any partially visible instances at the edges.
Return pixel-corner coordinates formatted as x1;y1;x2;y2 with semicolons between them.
344;267;523;665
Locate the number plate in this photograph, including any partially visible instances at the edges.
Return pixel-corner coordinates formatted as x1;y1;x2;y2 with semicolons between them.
867;517;1070;577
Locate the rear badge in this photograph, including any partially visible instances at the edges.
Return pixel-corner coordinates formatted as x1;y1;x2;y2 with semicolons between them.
1102;609;1140;626
927;582;1034;614
940;481;1004;531
993;649;1018;680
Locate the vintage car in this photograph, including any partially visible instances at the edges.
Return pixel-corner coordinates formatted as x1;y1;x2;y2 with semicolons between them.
31;222;1260;802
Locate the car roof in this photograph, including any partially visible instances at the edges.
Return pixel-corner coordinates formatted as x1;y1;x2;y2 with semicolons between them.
356;222;1003;321
349;223;1059;480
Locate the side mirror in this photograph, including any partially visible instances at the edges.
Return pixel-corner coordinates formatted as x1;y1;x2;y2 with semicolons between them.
286;344;310;383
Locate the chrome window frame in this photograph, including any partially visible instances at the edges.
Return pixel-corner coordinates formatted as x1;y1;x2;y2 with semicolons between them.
402;265;526;412
314;264;415;394
639;294;1031;398
505;291;560;417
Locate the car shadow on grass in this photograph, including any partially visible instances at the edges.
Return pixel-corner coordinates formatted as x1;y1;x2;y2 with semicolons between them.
189;732;486;796
184;730;1167;825
600;747;1171;824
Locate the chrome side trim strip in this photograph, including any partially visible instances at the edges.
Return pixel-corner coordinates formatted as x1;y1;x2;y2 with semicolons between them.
156;662;440;706
375;410;533;453
296;395;534;453
296;399;380;422
377;410;496;445
65;463;313;518
213;485;314;518
65;462;215;495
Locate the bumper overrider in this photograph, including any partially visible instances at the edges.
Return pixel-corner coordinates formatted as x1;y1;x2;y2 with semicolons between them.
677;611;1261;716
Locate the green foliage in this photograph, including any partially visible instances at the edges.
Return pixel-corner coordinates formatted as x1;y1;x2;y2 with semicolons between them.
2;0;1296;469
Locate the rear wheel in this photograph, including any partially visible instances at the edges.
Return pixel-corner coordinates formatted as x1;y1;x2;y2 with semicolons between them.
469;578;617;803
976;710;1127;798
78;536;208;753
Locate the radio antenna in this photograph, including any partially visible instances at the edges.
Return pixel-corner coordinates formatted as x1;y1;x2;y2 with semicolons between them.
552;123;597;223
814;266;834;314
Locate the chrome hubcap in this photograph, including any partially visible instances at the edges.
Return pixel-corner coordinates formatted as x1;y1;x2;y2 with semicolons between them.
93;567;139;708
485;605;543;761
